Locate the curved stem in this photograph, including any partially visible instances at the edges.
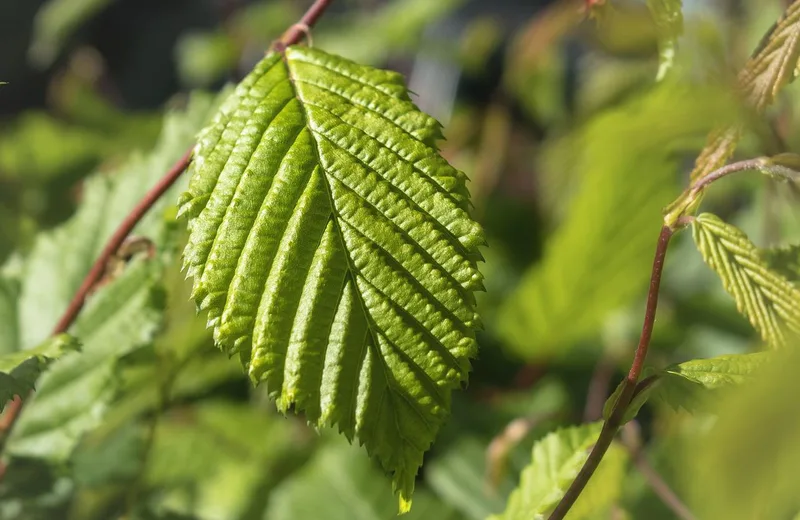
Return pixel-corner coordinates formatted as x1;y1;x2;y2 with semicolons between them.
689;157;765;196
273;0;335;51
548;225;675;520
51;149;193;335
627;226;673;382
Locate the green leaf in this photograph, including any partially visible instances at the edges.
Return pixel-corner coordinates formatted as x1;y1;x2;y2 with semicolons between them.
490;422;626;520
425;436;509;519
602;376;659;426
0;113;114;182
763;244;800;283
656;353;770;411
0;275;20;355
178;46;484;510
692;213;800;348
143;400;306;520
497;84;737;358
265;440;459;520
0;334;80;412
646;0;683;80
664;352;771;387
3;92;222;461
682;350;800;519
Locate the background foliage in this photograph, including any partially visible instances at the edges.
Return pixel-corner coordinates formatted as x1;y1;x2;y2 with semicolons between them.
0;0;798;519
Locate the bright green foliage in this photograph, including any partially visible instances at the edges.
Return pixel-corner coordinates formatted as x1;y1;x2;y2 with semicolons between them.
425;437;509;519
692;213;800;348
1;93;221;461
491;422;626;520
602;377;658;426
143;400;305;519
0;112;154;183
266;440;459;520
646;0;683;80
0;334;80;412
657;353;770;411
29;0;114;66
764;244;800;283
664;352;771;387
497;85;736;358
178;46;484;510
684;351;800;519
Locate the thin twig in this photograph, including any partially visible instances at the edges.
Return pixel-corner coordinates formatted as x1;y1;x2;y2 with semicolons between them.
548;225;675;520
627;226;673;382
51;149;193;335
622;422;697;520
689;157;765;196
273;0;335;52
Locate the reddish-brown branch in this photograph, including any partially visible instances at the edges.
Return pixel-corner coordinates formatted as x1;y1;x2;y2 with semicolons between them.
627;225;673;382
548;225;675;520
51;149;193;335
273;0;335;51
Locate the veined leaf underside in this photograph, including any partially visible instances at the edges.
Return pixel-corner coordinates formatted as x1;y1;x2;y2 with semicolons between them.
692;213;800;348
178;46;484;509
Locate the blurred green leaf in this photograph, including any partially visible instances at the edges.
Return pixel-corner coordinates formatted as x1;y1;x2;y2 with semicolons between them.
3;92;222;461
490;422;626;520
602;376;658;426
655;352;770;412
692;213;800;348
266;439;460;520
426;436;509;520
497;84;739;359
683;350;800;519
0;334;80;412
0;275;20;355
663;352;771;387
0;113;115;183
71;422;147;487
145;400;307;520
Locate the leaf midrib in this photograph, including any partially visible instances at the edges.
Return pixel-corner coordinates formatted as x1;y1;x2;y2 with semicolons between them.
281;51;408;450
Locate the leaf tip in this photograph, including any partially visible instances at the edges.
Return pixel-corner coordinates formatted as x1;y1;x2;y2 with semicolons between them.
398;494;412;515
